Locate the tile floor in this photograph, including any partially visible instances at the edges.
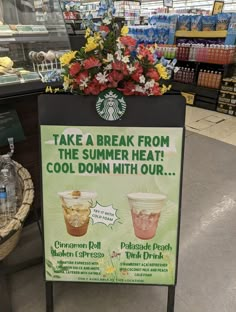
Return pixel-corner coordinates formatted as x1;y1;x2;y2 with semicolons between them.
185;106;236;146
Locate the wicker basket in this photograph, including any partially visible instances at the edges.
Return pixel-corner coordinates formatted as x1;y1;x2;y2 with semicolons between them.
0;161;34;260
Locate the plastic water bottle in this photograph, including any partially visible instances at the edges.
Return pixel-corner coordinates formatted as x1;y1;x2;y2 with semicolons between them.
0;184;8;228
0;154;22;208
0;169;17;218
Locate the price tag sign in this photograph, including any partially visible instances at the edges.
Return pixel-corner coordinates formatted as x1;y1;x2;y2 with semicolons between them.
212;1;224;15
163;0;173;8
181;92;195;105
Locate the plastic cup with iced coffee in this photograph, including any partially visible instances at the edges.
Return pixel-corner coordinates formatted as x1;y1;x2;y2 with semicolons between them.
127;192;166;240
58;190;97;237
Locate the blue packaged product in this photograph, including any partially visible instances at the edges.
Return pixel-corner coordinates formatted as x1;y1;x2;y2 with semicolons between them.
191;15;202;31
178;15;191;31
202;16;216;31
157;26;169;44
216;13;231;30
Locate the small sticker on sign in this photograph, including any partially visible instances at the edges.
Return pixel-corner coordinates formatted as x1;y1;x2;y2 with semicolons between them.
90;202;119;226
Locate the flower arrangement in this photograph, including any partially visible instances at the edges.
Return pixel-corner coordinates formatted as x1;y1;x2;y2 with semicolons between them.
60;1;172;96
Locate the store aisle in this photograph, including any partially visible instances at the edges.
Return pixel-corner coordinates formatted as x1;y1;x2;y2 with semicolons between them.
3;131;236;312
186;106;236;146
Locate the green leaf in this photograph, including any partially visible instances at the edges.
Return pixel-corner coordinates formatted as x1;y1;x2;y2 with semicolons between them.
46;260;53;268
53;275;61;279
46;271;52;277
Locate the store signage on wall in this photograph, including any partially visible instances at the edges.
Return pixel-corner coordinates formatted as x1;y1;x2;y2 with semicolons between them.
212;1;224;15
41;125;183;285
163;0;173;8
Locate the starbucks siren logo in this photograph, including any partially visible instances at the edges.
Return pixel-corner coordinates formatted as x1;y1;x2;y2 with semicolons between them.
96;89;126;121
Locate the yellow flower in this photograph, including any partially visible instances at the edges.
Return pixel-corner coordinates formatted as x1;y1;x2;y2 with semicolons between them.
45;86;53;93
121;26;129;36
85;28;91;38
105;266;116;274
84;37;98;52
161;84;172;94
63;76;71;91
155;63;169;80
60;51;77;66
94;32;101;42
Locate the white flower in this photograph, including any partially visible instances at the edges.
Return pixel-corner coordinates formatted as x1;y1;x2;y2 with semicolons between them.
103;16;112;25
127;64;136;74
139;75;145;84
80;77;90;90
145;79;155;90
135;85;145;93
116;41;124;50
96;72;108;84
106;53;114;62
122;56;130;63
105;64;112;71
115;50;122;61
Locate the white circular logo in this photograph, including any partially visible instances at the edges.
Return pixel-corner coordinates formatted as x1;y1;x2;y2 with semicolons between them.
96;89;126;121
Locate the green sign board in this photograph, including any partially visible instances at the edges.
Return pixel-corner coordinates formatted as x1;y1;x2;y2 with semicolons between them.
41;125;183;285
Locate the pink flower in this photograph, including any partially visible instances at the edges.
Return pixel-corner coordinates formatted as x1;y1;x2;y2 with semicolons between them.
69;63;81;76
147;68;160;81
120;36;137;50
83;57;101;70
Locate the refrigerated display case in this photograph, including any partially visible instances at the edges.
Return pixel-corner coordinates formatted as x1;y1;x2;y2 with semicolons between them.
0;0;70;98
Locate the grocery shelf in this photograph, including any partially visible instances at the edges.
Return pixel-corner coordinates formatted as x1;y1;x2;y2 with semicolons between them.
177;59;233;66
175;30;227;38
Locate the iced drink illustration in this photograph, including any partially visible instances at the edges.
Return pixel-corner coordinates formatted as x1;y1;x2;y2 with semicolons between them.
127;193;166;240
58;190;97;236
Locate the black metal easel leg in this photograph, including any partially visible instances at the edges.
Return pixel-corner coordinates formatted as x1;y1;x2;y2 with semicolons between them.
0;271;12;312
46;281;54;312
33;207;43;240
167;286;175;312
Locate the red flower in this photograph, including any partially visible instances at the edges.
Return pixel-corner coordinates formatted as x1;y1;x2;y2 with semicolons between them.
100;25;110;33
108;71;124;87
124;49;130;56
118;81;135;96
120;36;137;50
147;68;160;81
69;63;81;76
138;46;154;63
131;72;141;82
75;71;89;85
84;78;107;95
83;57;101;70
150;83;161;96
131;62;143;82
112;61;128;76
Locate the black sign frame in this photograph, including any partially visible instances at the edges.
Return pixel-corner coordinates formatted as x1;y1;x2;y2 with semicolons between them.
38;93;186;312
